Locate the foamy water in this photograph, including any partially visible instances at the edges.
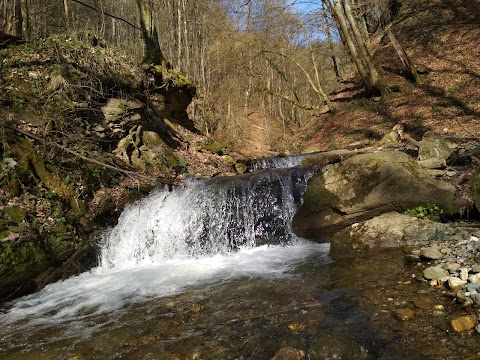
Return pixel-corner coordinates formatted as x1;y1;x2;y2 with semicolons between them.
1;242;328;330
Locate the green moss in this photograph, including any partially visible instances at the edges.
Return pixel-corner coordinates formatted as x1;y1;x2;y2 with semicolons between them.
203;141;228;155
2;207;27;222
235;162;248;174
153;65;192;87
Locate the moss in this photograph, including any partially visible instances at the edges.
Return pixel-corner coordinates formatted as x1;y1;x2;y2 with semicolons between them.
153;65;192;87
224;155;236;167
235;162;248;174
203;141;228;155
2;207;27;222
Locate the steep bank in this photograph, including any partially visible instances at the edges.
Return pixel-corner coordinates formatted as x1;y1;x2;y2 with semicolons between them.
300;0;480;151
0;36;237;301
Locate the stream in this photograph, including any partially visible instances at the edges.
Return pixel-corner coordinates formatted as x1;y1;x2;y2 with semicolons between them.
0;160;477;359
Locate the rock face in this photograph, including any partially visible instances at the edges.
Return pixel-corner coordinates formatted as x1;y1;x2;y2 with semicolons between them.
329;212;454;259
293;151;457;241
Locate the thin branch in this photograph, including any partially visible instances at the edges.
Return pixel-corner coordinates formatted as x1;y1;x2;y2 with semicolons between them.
69;0;141;31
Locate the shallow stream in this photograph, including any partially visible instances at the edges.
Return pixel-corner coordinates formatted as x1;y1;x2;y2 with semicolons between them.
0;160;478;359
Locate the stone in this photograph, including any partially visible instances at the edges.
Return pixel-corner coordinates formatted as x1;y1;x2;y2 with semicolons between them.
469;274;480;284
394;308;415;321
413;297;434;310
447;263;462;272
465;353;480;360
467;283;480;293
420;247;443;260
330;212;454;259
423;266;449;281
450;316;477;333
448;276;467;288
418;132;459;163
460;268;469;281
293;151;458;241
471;264;480;273
471;293;480;306
272;347;305;360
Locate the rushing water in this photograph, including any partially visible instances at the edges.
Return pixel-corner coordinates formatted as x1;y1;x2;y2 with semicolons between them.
0;161;477;359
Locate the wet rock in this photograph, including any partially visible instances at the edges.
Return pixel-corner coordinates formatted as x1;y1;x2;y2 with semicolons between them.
413;297;434;310
450;315;478;333
272;347;305;360
394;308;415;321
420;247;443;260
423;266;449;281
293;151;458;241
330;212;454;259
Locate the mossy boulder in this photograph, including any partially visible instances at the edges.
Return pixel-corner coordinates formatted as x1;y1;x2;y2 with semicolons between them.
293;151;458;241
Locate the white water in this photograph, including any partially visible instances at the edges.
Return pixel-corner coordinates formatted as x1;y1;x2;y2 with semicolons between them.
1;168;326;333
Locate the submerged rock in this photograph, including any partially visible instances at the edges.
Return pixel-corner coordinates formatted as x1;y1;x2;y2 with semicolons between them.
293;151;458;241
450;316;477;333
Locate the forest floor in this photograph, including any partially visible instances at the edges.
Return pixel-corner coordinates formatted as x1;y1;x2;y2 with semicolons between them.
300;0;480;152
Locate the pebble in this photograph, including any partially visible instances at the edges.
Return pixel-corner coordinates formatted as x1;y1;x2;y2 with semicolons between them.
393;308;415;321
470;293;480;306
423;266;449;281
467;283;480;293
448;276;467;289
450;315;478;333
420;247;443;260
468;274;480;284
447;263;462;272
460;268;469;281
471;264;480;273
413;297;434;310
433;304;444;311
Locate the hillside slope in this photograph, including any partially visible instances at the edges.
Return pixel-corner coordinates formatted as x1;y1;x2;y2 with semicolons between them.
301;0;480;150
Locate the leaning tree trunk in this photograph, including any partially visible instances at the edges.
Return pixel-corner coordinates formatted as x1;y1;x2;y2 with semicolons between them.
329;0;371;91
386;28;420;84
343;0;386;96
136;0;165;65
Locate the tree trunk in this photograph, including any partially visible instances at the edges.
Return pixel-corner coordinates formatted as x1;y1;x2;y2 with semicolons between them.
136;0;164;65
329;0;370;87
386;28;420;84
13;0;23;37
343;0;385;96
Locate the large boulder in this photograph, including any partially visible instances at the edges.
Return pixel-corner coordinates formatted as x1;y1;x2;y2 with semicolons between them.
293;151;458;241
329;212;455;260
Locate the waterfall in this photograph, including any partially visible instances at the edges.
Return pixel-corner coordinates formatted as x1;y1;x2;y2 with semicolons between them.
0;165;327;331
100;167;313;269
